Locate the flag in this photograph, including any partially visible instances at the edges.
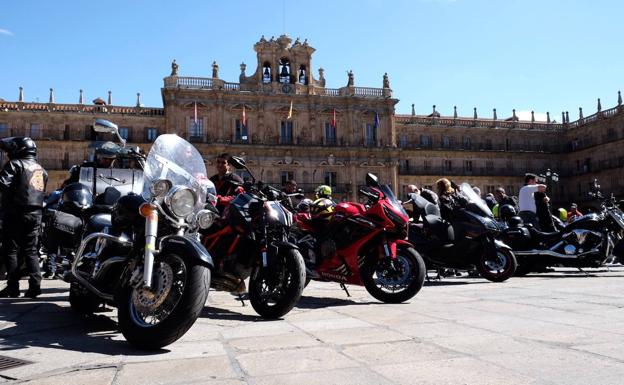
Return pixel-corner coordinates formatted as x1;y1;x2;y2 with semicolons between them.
194;101;198;125
287;100;293;120
331;108;336;128
373;112;379;129
242;105;247;127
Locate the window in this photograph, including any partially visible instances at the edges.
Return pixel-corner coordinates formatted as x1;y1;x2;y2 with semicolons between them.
64;124;70;140
424;160;432;170
463;136;472;149
486;185;496;194
420;135;431;148
30;123;42;139
281;171;294;185
324;171;337;187
583;158;591;172
485;139;492;150
365;123;377;146
235;119;249;143
444;160;452;171
189;118;203;140
0;122;8;137
506;185;515;196
146;128;158;142
506;160;514;171
280;121;293;144
401;159;410;171
324;122;337;145
85;124;96;140
262;62;272;84
505;138;511;151
442;136;451;148
399;134;408;148
119;127;130;141
464;160;473;172
278;57;291;84
486;160;494;171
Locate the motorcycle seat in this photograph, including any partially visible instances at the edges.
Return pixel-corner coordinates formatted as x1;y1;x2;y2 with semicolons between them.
87;213;112;233
423;214;455;242
528;226;560;242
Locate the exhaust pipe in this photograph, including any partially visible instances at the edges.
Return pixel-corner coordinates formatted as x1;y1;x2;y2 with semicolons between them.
514;248;601;259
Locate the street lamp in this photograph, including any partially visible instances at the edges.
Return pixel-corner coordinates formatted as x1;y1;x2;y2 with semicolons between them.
541;168;560;201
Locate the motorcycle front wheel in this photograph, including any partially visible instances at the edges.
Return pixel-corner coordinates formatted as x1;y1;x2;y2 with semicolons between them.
361;247;426;303
248;248;305;319
117;253;210;350
476;247;517;282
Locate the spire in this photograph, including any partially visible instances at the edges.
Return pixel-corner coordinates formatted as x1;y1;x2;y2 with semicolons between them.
18;86;24;102
546;111;551;123
618;90;622;106
493;108;497;120
531;111;535;123
565;111;569;123
597;98;602;112
432;105;436;114
136;92;141;107
579;107;583;119
562;111;565;124
453;106;457;119
473;107;477;119
79;89;84;104
512;109;517;121
411;103;415;116
49;88;55;104
107;90;112;105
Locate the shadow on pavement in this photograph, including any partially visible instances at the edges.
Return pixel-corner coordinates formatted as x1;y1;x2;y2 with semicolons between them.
295;295;379;309
200;305;260;322
0;289;169;356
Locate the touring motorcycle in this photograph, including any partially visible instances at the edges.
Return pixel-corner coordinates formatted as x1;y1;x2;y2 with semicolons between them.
67;126;215;349
200;156;305;319
501;180;624;275
407;182;517;282
292;174;426;303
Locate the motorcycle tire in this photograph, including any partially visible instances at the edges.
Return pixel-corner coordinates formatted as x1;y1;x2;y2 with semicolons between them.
249;249;305;319
69;281;102;315
117;253;211;350
476;248;517;282
361;246;426;304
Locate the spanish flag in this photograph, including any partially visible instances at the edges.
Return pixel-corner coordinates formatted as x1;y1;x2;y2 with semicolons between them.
287;100;293;120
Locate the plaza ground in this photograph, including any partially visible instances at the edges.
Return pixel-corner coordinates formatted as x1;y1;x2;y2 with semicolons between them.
2;267;624;384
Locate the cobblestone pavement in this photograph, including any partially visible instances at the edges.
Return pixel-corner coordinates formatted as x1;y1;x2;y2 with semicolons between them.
2;267;624;384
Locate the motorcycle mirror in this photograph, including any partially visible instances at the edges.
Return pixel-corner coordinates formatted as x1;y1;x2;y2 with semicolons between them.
365;173;379;187
93;119;126;147
229;156;246;170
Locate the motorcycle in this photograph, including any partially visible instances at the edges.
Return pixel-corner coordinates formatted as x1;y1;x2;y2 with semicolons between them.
200;156;306;319
68;125;215;349
292;173;426;303
501;180;624;275
407;182;517;282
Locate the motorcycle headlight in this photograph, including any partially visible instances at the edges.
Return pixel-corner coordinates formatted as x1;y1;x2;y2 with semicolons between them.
165;186;197;218
196;209;216;229
150;179;172;198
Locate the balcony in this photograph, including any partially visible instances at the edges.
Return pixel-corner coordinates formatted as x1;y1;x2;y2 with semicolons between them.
399;166;524;177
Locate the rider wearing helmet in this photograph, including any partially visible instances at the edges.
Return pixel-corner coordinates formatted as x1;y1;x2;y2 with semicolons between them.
0;137;48;298
310;198;335;220
62;142;118;187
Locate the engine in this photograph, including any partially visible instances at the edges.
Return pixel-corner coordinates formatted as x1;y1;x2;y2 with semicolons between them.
561;229;603;254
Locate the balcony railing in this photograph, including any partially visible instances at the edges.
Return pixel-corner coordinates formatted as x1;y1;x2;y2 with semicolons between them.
0;101;164;116
399;166;525;177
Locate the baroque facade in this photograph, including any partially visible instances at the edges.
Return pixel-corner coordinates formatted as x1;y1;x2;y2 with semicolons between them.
1;35;623;204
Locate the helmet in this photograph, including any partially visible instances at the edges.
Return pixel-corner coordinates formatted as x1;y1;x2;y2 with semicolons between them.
0;137;37;159
558;208;568;222
508;216;523;228
314;185;332;199
310;198;335;218
499;204;517;222
297;198;314;213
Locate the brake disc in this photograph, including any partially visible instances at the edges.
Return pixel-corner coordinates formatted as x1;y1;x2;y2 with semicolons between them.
132;262;174;313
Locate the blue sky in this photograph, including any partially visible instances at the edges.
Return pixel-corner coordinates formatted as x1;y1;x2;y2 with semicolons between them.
1;0;622;121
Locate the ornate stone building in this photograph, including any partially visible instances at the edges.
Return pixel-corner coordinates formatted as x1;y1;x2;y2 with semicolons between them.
1;35;623;204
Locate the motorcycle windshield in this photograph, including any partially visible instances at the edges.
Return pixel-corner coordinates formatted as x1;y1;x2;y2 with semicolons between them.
141;134;213;208
460;182;493;217
380;185;408;217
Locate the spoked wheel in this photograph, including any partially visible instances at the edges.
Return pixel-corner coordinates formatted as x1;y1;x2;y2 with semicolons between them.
476;248;517;282
361;247;426;303
249;249;305;319
117;253;210;349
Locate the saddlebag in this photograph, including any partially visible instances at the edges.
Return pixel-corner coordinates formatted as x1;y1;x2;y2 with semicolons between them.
46;210;83;249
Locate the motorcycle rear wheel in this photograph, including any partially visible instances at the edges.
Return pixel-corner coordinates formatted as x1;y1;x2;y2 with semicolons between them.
476;248;517;282
117;253;210;350
361;247;426;303
249;249;305;319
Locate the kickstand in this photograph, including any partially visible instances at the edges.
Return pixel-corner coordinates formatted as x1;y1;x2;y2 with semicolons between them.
340;283;351;297
577;267;590;276
237;293;246;306
436;268;443;281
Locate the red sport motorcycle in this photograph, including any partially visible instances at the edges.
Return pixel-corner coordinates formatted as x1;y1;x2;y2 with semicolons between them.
292;174;426;303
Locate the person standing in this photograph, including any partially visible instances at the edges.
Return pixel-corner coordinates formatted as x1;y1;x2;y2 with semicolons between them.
518;173;546;229
0;137;48;298
567;203;583;223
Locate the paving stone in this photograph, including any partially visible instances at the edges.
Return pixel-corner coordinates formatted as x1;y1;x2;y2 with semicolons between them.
228;331;321;352
309;326;410;345
251;367;394;385
342;340;460;365
116;356;238;384
22;367;118;385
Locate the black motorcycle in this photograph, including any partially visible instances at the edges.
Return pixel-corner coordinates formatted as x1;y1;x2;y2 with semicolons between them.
407;182;517;282
501;180;624;275
200;156;306;319
68;125;215;349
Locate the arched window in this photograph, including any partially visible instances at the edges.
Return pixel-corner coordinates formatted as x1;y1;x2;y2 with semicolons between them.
278;57;291;84
262;62;272;84
298;65;307;85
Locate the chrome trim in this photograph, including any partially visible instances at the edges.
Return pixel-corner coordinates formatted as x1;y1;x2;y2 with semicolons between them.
514;248;601;259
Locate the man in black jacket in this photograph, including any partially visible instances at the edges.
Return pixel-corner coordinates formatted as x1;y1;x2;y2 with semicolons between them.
0;137;48;298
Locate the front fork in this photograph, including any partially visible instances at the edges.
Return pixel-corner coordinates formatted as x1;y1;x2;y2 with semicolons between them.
143;209;159;288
